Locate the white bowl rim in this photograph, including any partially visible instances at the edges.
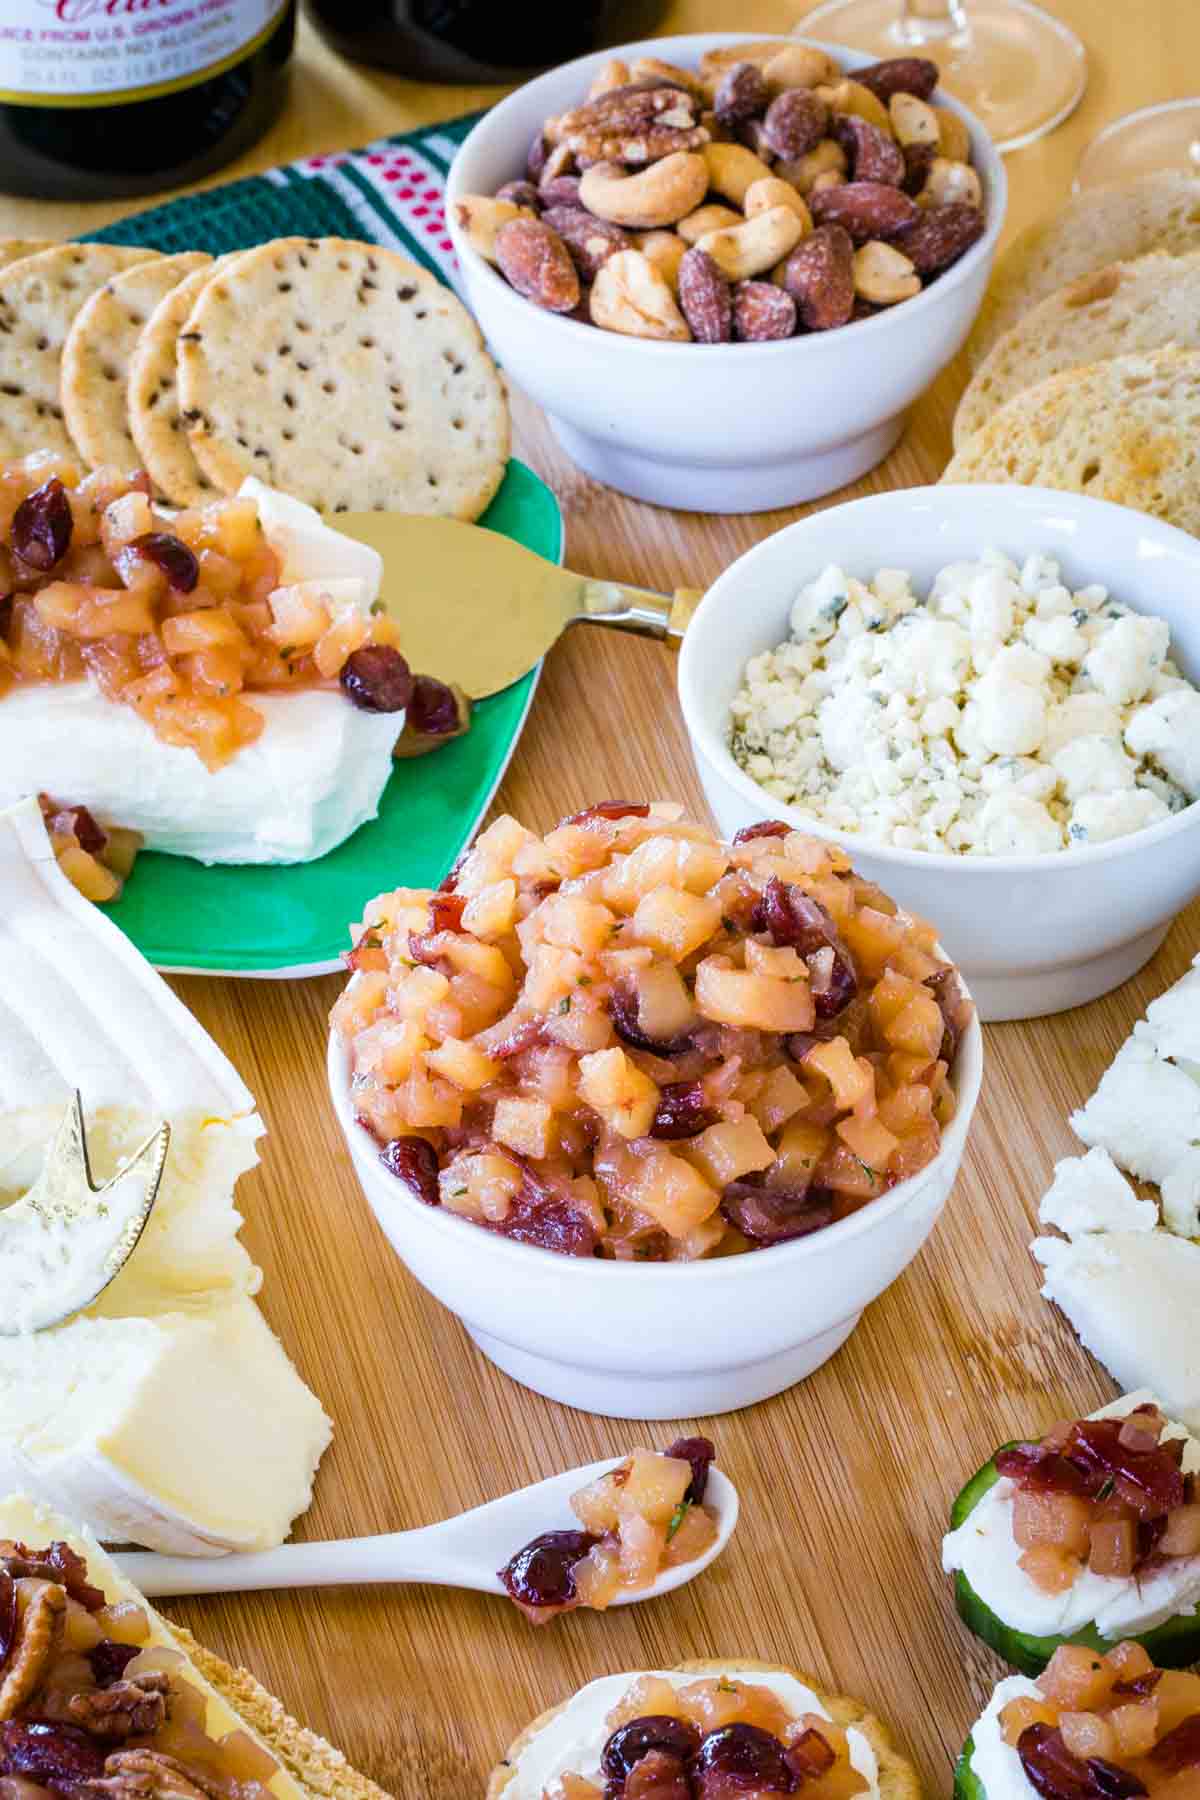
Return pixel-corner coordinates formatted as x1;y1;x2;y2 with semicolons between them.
446;30;1008;360
327;1004;982;1280
679;481;1200;874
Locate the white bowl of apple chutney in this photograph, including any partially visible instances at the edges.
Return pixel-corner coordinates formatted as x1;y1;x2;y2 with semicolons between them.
327;803;982;1419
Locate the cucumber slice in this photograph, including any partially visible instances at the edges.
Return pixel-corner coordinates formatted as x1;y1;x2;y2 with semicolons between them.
954;1735;986;1800
950;1455;1200;1675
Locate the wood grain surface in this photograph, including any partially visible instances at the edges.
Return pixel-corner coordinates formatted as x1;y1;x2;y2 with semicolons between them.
4;3;1198;1795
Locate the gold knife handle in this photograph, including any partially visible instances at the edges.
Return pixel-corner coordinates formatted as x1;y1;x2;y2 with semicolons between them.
578;580;704;643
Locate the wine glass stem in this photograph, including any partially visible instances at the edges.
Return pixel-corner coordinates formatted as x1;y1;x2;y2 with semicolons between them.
896;0;970;44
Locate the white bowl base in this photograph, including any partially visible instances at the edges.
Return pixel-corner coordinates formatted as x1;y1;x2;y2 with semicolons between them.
546;414;906;515
968;921;1170;1022
465;1314;862;1419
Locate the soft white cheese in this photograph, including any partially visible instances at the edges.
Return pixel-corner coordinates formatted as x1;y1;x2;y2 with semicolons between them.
1033;1231;1200;1436
942;1392;1200;1638
1162;1150;1200;1240
1137;960;1200;1068
238;477;383;597
1070;1039;1200;1189
504;1669;881;1800
1037;1149;1159;1237
969;1674;1045;1800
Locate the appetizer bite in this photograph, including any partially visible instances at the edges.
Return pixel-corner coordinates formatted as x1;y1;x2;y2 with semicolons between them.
944;1394;1200;1676
500;1437;716;1624
333;802;971;1263
488;1658;918;1799
957;1642;1200;1800
0;1495;391;1800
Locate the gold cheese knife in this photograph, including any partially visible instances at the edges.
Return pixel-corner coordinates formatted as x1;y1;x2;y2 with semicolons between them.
336;512;702;699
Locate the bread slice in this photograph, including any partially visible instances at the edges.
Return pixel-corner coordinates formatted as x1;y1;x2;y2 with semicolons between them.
0;1494;391;1800
965;172;1200;370
487;1658;922;1799
942;346;1200;535
955;250;1200;447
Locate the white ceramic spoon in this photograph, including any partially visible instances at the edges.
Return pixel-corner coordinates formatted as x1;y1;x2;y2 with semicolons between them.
117;1457;739;1603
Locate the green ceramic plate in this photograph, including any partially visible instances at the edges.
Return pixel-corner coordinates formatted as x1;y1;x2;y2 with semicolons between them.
104;460;563;977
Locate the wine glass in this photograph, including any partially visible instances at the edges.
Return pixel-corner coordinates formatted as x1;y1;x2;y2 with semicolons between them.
796;0;1087;153
1077;99;1200;191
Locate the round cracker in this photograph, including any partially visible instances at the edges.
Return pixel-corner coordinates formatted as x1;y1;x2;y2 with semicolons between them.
0;244;158;464
486;1659;923;1800
127;253;242;507
0;239;55;275
60;252;211;478
175;236;510;517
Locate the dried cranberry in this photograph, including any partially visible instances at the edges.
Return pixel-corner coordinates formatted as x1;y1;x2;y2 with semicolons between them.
0;1721;107;1791
787;1728;837;1779
132;531;199;593
379;1136;440;1206
11;477;73;572
0;595;12;641
437;846;471;893
1069;1419;1186;1516
732;820;790;844
651;1081;718;1140
498;1168;599;1257
721;1180;835;1246
603;1718;702;1784
492;1018;548;1060
807;947;858;1021
624;1749;692;1800
429;892;467;934
0;1570;14;1667
499;1529;598;1611
43;801;106;856
2;1541;104;1611
925;966;972;1065
340;644;414;713
663;1436;715;1505
408;674;462;736
994;1443;1097;1498
1018;1725;1147;1800
1138;1514;1169;1565
753;878;858;1019
559;802;651;828
1112;1672;1163;1699
87;1639;141;1688
609;980;695;1057
692;1722;798;1796
1150;1716;1200;1773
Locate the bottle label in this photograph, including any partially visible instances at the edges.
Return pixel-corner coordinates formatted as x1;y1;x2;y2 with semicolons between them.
0;0;288;107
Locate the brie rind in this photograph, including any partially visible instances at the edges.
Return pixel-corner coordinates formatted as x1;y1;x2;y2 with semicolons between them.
0;1492;308;1799
1037;1147;1158;1237
1033;1229;1200;1436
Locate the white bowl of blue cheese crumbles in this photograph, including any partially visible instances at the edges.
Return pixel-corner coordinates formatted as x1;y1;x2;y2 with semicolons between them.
677;486;1200;1022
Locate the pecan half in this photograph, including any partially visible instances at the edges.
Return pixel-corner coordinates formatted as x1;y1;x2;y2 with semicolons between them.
1;1541;105;1611
84;1750;246;1800
68;1674;170;1743
0;1583;66;1721
547;86;708;165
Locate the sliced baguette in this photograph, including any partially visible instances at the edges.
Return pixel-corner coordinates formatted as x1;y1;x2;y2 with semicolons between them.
965;171;1200;370
0;1494;392;1800
487;1658;922;1799
955;250;1200;446
942;346;1200;536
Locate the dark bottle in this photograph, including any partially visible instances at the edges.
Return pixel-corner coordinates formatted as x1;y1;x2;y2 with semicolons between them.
0;1;296;202
304;0;668;83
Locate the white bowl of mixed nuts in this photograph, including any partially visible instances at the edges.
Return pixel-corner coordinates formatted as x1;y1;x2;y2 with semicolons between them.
447;33;1006;513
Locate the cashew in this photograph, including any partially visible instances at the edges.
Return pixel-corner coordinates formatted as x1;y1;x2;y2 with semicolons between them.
589;250;692;340
702;141;775;207
633;230;687;291
452;196;535;264
889;91;939;147
762;44;840;92
579;152;709;228
677;201;744;244
587;58;630;100
696;205;808;281
816;79;892;134
920;156;983;207
775;138;846;194
539;141;576;185
744;177;812;230
810;169;844;195
698;41;790;80
853;239;921;304
630;56;706;97
934;105;972;162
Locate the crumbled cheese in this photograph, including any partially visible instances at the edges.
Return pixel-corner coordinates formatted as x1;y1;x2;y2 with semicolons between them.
1071;1038;1200;1187
1163;1150;1200;1240
1037;1148;1159;1236
728;551;1199;855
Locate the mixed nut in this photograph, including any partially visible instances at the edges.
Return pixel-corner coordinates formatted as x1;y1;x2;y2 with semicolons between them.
454;41;987;344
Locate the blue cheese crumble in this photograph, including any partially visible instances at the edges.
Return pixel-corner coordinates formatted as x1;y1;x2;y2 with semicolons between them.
729;550;1200;854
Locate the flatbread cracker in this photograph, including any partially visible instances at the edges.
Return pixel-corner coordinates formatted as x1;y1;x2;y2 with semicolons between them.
0;243;158;463
944;345;1200;535
128;252;242;506
176;236;509;517
60;251;211;478
0;239;54;274
966;171;1200;369
487;1659;923;1800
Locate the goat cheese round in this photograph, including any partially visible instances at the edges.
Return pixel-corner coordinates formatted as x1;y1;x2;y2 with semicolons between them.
729;551;1199;855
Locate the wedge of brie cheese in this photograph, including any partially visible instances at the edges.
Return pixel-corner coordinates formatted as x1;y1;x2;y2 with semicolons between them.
0;483;399;867
0;800;332;1551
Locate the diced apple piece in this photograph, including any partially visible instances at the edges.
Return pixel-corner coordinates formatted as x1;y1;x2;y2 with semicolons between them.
462;878;517;940
877;1082;934;1136
627;961;697;1043
750;1064;808;1134
608;834;730;905
1111;1702;1161;1758
616;1143;721;1237
571;1468;624;1535
439;1151;522;1222
1001;1697;1059;1748
460;815;538;891
544;1776;603;1800
537;892;617;954
632;887;723;961
607;1677;686;1730
1039;1645;1118;1712
841;904;907;976
836;1112;899;1174
1105;1642;1155;1682
695;956;815;1032
885;992;945;1060
313;604;369;678
889;1121;941;1183
672;1212;728;1261
686;1117;776;1188
804;1037;873;1111
1013;1491;1092;1558
1161;1504;1200;1556
441;936;514;989
1019;1545;1083;1595
265;581;333;647
617;1509;668;1590
386;1065;463;1130
423;1036;500;1091
869;968;917;1033
1153;1670;1200;1735
819;1142;886;1200
619;1448;691;1524
161;607;247;656
578;1046;660;1139
56;845;120;903
491;1095;556;1159
572;1541;623;1612
391;964;452;1023
744;939;807;980
663;1503;718;1566
331;969;388;1037
767;1118;829;1190
1060;1714;1117;1762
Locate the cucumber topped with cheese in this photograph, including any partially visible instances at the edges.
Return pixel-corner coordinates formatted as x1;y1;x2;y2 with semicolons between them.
944;1393;1200;1676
